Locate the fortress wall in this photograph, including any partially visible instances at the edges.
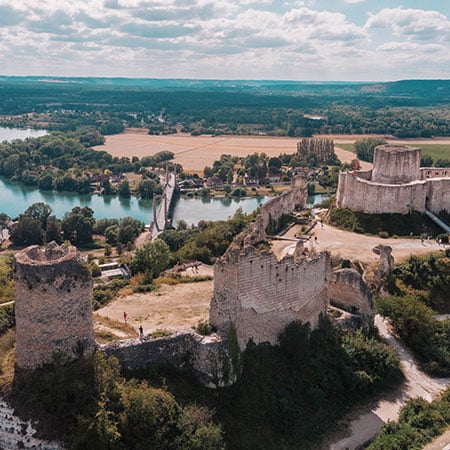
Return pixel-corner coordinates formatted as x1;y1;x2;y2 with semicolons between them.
327;269;373;319
426;178;450;213
420;168;450;180
211;248;331;349
14;243;95;369
257;176;306;231
337;172;427;214
372;145;421;184
101;331;233;388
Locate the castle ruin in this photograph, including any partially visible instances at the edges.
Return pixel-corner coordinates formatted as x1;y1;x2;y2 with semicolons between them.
210;176;373;350
337;144;450;214
14;242;95;369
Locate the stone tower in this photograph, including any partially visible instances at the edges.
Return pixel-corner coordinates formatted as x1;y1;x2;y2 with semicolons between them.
14;242;95;369
371;144;421;184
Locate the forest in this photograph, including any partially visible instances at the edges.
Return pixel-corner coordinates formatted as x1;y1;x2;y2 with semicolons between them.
1;77;450;137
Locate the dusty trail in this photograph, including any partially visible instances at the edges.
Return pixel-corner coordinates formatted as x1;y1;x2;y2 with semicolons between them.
326;316;450;450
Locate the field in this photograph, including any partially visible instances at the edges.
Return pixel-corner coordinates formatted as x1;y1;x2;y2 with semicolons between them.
96;130;450;173
336;142;450;162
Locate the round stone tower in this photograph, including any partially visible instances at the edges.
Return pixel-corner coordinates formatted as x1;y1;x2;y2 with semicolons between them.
371;144;421;184
14;242;95;369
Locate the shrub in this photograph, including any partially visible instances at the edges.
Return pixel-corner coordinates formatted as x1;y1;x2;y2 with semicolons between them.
195;320;215;336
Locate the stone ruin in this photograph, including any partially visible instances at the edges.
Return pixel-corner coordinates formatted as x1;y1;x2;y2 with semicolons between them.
13;241;232;388
14;241;95;369
12;177;375;388
210;176;374;350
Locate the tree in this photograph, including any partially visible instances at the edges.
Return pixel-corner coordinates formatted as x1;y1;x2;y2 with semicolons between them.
38;173;54;190
62;206;95;246
45;216;62;244
130;239;171;279
24;203;52;229
9;215;44;246
118;180;131;198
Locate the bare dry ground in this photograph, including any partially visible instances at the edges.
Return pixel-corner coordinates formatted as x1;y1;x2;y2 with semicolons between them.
274;219;443;266
95;265;213;337
95;130;450;173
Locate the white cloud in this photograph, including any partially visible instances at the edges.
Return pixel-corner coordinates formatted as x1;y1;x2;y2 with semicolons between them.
0;0;449;80
365;8;450;41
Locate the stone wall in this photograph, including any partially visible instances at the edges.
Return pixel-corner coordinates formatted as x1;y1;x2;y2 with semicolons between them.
327;269;373;321
337;145;450;214
14;242;95;369
101;330;235;388
426;178;450;213
336;171;427;214
210;246;332;349
243;176;307;245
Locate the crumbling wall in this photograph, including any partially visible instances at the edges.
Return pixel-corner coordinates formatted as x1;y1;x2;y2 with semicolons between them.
210;246;332;349
101;331;234;388
327;269;374;323
243;176;306;245
14;242;95;369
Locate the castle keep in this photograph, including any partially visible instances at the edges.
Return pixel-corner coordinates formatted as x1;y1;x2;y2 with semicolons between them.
337;144;450;214
14;242;95;369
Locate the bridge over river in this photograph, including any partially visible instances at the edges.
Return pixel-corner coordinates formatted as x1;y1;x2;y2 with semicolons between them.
149;168;177;240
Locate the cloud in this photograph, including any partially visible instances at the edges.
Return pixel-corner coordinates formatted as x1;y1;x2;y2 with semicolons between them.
344;0;365;3
120;22;200;39
365;8;450;41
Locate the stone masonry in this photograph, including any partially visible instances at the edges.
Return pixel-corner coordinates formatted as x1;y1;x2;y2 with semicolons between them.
210;174;374;350
211;246;332;349
101;330;235;388
14;242;95;369
337;144;450;214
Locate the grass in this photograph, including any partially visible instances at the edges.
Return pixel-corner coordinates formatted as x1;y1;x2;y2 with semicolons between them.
154;274;212;286
335;142;450;162
93;313;138;338
0;329;15;391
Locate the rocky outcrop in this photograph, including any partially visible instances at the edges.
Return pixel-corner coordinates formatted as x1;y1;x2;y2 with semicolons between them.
0;399;64;450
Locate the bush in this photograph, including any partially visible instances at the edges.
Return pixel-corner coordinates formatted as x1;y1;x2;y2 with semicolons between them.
195;320;215;336
378;231;389;238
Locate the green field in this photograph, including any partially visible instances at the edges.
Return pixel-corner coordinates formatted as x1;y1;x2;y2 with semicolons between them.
336;143;450;162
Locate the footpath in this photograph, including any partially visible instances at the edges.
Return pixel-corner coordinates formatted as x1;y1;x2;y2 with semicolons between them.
326;316;450;450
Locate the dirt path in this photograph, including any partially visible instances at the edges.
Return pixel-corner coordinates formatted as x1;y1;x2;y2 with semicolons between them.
326;316;450;450
424;429;450;450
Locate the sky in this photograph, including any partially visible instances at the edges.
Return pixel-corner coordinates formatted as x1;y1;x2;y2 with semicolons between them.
0;0;450;81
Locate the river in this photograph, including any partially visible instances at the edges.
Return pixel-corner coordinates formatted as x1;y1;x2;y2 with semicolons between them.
0;127;47;142
0;127;327;225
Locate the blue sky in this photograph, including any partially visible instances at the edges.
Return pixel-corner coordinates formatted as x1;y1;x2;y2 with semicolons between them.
0;0;449;81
